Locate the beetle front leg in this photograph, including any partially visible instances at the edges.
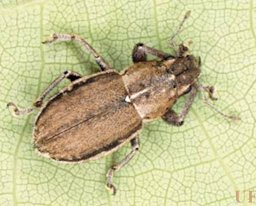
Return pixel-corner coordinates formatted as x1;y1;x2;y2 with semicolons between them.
106;136;139;195
43;33;112;71
162;85;197;126
132;43;174;63
7;70;81;116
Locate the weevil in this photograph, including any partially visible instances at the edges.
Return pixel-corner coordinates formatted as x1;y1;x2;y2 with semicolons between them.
7;11;239;195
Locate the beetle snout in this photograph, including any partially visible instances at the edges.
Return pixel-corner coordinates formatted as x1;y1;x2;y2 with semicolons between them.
187;55;200;68
188;55;201;79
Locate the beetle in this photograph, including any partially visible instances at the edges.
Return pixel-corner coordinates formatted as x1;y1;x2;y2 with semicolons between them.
7;11;238;195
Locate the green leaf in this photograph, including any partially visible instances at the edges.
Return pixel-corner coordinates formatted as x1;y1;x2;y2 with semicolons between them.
0;0;255;205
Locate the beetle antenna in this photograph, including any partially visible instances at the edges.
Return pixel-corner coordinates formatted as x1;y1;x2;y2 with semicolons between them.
202;99;240;121
169;10;191;44
196;84;241;121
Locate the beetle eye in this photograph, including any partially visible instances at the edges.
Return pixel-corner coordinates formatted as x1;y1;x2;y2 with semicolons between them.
197;56;201;66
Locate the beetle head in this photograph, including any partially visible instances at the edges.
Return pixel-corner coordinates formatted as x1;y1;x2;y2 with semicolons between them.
166;54;201;87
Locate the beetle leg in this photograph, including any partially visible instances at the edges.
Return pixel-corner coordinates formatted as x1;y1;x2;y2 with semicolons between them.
106;137;139;195
132;43;174;63
196;84;240;121
196;84;218;101
162;84;197;126
43;33;112;71
33;70;82;107
6;102;34;117
7;70;81;116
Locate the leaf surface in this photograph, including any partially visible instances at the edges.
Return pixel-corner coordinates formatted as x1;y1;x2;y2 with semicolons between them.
0;0;255;205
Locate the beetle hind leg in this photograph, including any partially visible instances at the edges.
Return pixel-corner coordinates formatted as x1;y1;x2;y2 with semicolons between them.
7;70;82;116
106;136;139;195
7;102;34;117
43;33;112;71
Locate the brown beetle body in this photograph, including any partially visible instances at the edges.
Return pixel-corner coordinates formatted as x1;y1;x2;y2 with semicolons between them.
8;28;206;194
34;56;200;162
8;11;238;194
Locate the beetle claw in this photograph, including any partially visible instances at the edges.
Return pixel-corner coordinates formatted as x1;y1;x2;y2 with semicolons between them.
42;33;58;44
175;120;184;126
106;183;117;195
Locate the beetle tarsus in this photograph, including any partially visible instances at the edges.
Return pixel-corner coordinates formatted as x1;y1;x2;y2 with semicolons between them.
106;184;117;195
106;137;139;195
106;172;117;195
7;102;34;117
43;33;112;71
42;33;58;44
